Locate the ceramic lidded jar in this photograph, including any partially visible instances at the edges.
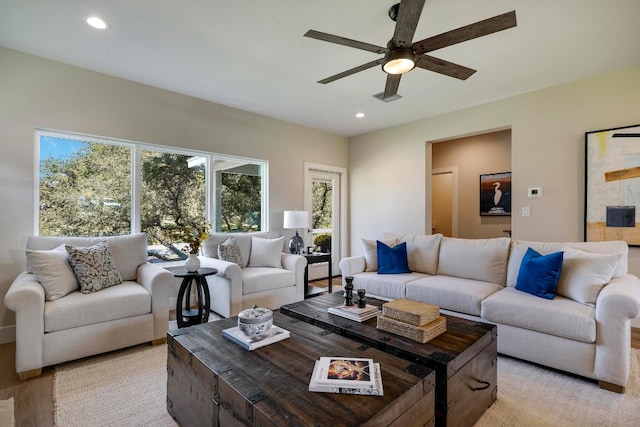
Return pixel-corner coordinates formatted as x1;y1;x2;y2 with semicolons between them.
238;305;273;336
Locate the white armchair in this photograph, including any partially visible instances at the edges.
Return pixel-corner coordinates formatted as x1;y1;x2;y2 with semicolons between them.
4;233;173;379
199;231;307;317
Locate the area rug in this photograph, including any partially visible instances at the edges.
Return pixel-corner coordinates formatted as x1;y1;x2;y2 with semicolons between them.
0;398;14;427
53;345;177;427
53;344;640;426
475;349;640;426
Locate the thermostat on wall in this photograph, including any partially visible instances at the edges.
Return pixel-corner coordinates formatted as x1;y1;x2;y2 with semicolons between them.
528;187;543;198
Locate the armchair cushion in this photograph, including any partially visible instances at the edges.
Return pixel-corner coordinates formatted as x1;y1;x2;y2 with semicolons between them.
65;241;123;293
248;236;284;268
242;268;296;294
44;282;150;333
26;244;78;301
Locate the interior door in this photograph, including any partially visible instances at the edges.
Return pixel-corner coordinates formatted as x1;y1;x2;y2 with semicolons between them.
432;167;458;237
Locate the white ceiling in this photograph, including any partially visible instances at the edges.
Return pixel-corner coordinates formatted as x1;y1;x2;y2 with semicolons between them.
1;1;639;137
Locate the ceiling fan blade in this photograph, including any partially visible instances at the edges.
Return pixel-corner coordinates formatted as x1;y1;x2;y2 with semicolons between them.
392;0;426;48
412;10;517;55
383;74;402;98
304;30;387;54
318;59;385;84
416;55;476;80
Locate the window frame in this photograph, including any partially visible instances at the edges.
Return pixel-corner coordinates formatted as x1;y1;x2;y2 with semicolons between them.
34;128;269;236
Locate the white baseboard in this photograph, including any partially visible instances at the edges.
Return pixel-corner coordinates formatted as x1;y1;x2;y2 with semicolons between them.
0;325;16;344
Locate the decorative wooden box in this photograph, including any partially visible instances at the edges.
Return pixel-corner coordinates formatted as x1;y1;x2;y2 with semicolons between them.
377;314;447;343
382;298;440;326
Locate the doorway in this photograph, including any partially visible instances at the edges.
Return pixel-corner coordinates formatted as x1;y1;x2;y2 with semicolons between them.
432;167;458;237
304;163;346;279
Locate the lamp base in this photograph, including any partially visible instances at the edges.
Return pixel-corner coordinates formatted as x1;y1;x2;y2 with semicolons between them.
288;232;304;254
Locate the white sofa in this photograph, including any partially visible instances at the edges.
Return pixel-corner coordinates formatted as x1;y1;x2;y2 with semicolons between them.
339;233;640;392
199;231;307;317
4;233;173;379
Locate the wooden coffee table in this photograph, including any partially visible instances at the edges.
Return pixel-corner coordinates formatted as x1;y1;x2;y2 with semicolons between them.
280;292;497;427
167;311;436;426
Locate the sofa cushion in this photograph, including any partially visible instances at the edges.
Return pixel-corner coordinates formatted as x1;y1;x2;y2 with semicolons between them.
218;237;245;267
385;233;442;275
437;237;511;285
65;242;123;293
361;238;396;272
481;287;596;343
515;248;564;300
26;244;78;301
406;276;503;316
377;241;410;274
26;233;147;281
248;236;284;268
351;271;428;300
557;247;622;306
506;240;628;287
44;281;150;333
242;267;295;295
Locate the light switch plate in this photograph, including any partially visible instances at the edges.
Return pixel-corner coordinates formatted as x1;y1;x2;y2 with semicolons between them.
522;206;531;217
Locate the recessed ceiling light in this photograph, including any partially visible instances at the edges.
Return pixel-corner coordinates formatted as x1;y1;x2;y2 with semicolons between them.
355;112;365;118
85;16;109;30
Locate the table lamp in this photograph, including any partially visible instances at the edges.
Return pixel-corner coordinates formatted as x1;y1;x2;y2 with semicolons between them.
283;210;309;254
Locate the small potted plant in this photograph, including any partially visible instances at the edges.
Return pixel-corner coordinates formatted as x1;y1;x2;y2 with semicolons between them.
313;234;332;253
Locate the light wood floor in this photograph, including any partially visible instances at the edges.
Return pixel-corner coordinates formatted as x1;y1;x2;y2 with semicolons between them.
1;277;638;427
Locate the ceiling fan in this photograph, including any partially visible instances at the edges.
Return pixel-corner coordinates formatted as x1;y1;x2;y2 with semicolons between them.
304;0;517;101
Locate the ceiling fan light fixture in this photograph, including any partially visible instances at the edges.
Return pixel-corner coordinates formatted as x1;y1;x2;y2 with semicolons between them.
382;49;415;75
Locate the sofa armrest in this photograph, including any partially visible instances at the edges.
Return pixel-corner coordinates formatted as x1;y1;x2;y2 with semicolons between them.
4;272;46;374
198;256;243;318
282;253;307;302
339;255;366;279
594;274;640;387
137;263;173;340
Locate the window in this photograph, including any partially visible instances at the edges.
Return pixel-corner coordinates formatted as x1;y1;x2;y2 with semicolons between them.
37;130;267;263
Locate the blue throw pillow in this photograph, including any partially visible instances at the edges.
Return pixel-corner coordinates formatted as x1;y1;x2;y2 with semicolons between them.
377;241;410;274
515;247;564;299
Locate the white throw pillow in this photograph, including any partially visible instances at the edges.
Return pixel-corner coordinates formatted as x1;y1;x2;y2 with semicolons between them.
26;244;78;301
361;238;396;272
248;236;284;268
557;247;622;306
386;233;442;275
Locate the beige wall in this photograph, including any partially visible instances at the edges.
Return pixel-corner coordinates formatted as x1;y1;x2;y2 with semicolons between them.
348;65;640;283
432;130;512;238
0;47;348;341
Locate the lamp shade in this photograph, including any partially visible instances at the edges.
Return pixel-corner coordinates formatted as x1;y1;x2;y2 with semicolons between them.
283;210;309;229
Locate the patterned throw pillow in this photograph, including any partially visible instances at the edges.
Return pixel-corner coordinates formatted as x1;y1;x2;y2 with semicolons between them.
65;241;123;293
218;237;245;267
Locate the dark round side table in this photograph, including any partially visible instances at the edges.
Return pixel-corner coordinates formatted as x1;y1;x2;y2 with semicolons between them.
173;267;217;328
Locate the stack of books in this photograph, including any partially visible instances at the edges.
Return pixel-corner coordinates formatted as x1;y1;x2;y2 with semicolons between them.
376;298;447;343
309;357;383;395
222;325;290;351
327;304;381;322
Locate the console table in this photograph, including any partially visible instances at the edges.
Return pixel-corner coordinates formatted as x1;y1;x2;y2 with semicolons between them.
304;252;331;298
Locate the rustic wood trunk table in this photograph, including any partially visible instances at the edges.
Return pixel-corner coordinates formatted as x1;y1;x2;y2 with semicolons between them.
280;292;497;427
167;311;436;427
